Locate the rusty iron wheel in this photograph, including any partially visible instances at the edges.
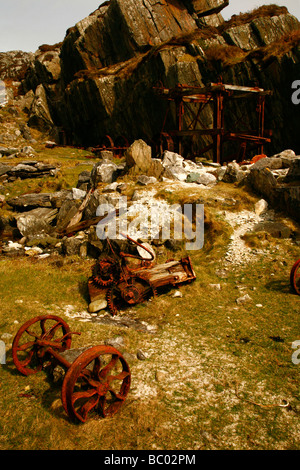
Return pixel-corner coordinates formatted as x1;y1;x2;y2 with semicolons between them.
12;315;72;376
290;259;300;295
61;345;131;423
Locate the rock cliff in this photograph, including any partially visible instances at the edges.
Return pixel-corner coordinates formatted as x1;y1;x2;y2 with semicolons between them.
2;1;300;160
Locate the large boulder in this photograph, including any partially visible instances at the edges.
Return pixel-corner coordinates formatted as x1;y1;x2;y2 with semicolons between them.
15;208;58;237
125;140;153;174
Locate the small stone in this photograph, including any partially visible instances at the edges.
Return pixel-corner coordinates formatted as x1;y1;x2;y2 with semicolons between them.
102;182;119;193
172;290;183;298
1;333;13;341
209;283;221;290
105;336;125;352
236;294;252;305
255;199;268;216
155;370;167;382
72;188;86;199
137;175;157;185
137;349;147;360
88;299;108;313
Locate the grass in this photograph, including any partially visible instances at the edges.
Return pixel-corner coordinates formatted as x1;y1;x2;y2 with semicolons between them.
0;187;299;450
218;5;290;33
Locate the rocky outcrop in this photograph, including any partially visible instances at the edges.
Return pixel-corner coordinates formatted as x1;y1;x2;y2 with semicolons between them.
22;44;61;92
2;2;300;160
0;51;34;81
59;0;200;86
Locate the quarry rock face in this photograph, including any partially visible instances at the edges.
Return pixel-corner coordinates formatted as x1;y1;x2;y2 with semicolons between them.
1;1;300;160
59;0;199;86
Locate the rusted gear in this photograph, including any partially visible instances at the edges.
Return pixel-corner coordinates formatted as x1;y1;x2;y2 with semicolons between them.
92;257;120;288
290;259;300;295
106;276;156;316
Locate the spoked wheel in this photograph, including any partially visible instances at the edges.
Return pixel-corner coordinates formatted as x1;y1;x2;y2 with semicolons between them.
107;276;156;316
12;315;72;376
61;345;131;423
290;259;300;295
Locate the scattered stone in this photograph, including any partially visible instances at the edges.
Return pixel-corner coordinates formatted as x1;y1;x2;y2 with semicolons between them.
172;290;183;298
209;283;221;290
284;158;300;183
236;294;252;305
71;187;87;200
62;236;87;257
44;140;57;149
137;175;157;185
222;161;240;183
104;336;125;352
77;170;91;189
2;241;23;252
15;207;58;237
251;156;283;170
1;333;13;341
194;172;217;186
155;370;167;382
253;221;292;239
7;192;53;210
88;298;108;313
102;182;119;193
24;246;43;256
90;159;118;186
137;349;147;360
254;199;268;216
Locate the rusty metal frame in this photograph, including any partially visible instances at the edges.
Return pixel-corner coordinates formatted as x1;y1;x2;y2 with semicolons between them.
153;80;273;164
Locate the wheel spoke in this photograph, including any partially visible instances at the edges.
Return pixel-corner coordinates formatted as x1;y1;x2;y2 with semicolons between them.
71;389;99;421
79;370;100;389
99;355;119;379
19;349;35;367
108;388;125;402
17;340;35;352
92;356;102;378
108;371;130;383
44;321;63;341
24;329;39;339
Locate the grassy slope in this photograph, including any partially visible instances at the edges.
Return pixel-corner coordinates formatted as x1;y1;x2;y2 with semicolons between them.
0;163;299;450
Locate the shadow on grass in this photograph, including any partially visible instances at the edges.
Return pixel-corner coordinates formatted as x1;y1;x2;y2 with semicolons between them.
78;279;90;303
264;279;296;295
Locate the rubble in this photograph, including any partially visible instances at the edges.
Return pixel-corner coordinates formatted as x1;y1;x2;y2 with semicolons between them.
0;160;57;182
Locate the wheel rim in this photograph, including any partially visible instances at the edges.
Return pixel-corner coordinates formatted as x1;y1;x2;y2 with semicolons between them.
12;315;71;376
61;345;131;423
290;259;300;295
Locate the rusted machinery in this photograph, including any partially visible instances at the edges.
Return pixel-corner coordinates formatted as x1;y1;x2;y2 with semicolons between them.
153;80;272;164
89;235;196;316
12;315;131;423
290;259;300;295
90;135;130;157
